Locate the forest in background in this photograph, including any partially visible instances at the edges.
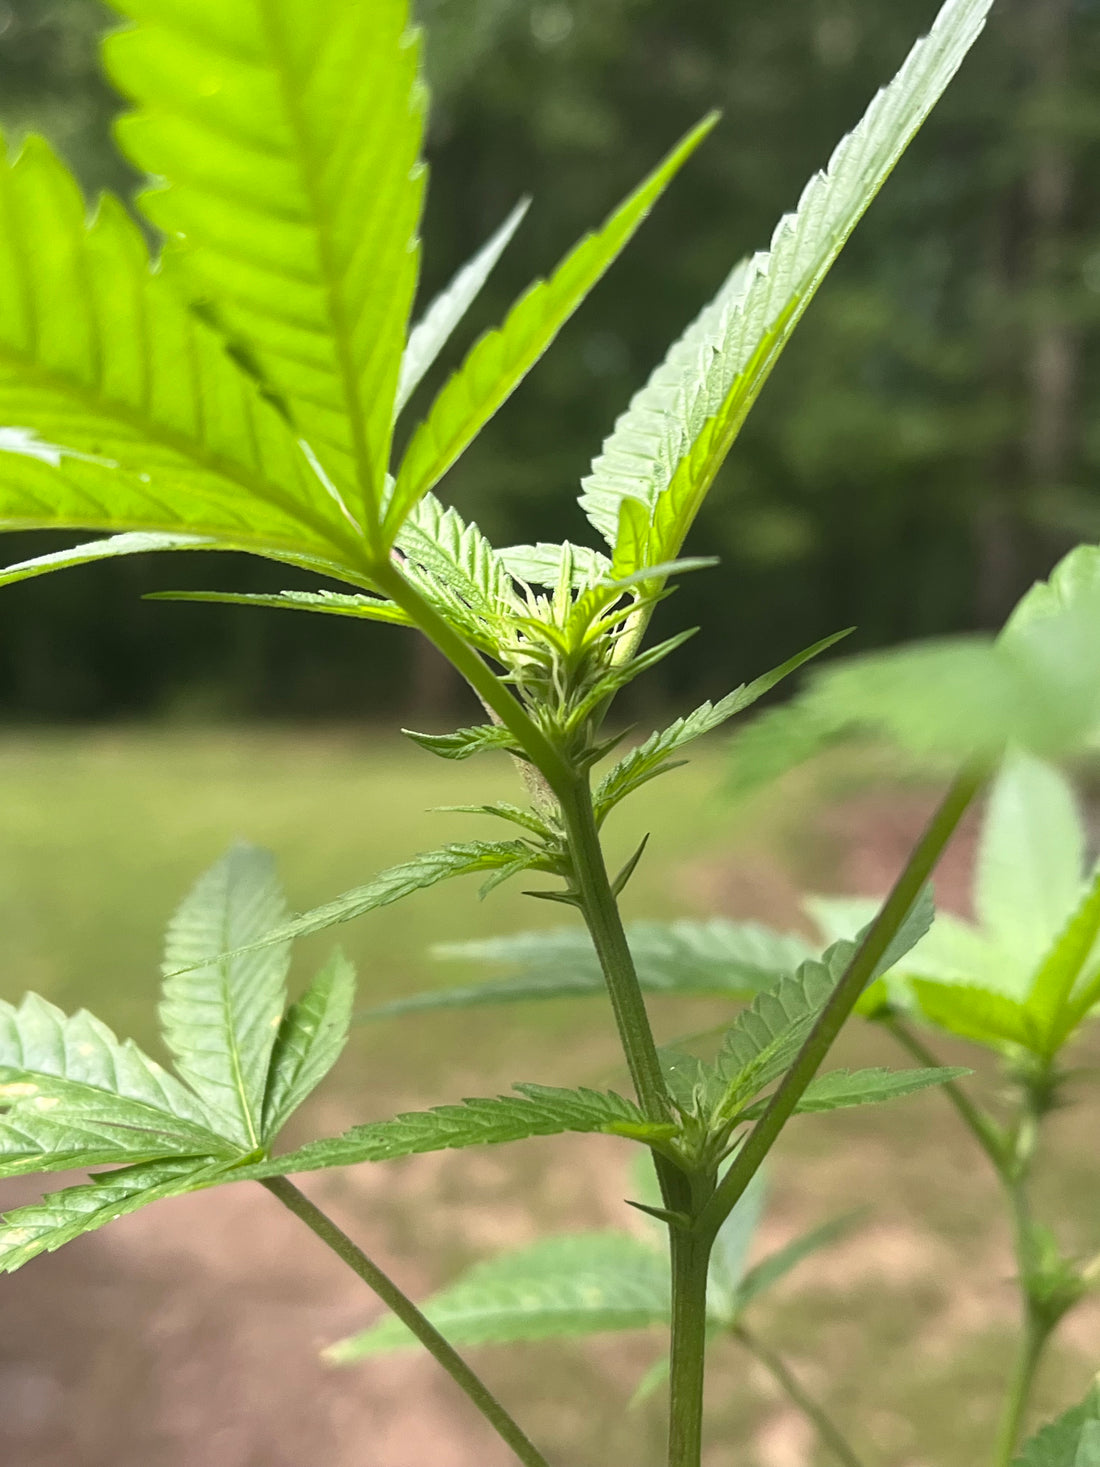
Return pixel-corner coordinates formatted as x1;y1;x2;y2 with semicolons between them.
0;0;1097;719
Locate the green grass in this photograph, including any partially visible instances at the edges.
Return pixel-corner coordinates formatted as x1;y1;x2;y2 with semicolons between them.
0;727;1096;1465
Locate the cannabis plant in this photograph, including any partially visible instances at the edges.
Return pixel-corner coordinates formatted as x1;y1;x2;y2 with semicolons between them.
0;0;1098;1462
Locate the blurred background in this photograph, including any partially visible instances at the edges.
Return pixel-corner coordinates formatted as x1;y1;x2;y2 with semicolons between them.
0;2;1098;1465
1;0;1100;719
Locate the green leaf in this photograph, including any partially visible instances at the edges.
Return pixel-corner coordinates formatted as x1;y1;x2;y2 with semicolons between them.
976;753;1086;984
0;138;362;568
394;493;514;650
0;1157;234;1274
403;723;521;761
160;844;291;1150
1005;544;1100;638
0;993;233;1175
1026;866;1100;1054
594;630;849;820
163;843;553;981
733;1211;864;1314
105;0;427;528
715;894;933;1114
736;1066;969;1121
364;919;813;1020
325;1233;670;1361
1012;1385;1100;1467
579;0;992;563
261;949;356;1140
396;200;529;416
386;114;717;535
149;588;410;624
232;1084;675;1181
500;542;611;589
911;980;1035;1051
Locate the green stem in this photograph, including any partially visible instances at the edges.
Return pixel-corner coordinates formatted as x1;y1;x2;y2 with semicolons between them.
556;776;672;1126
262;1177;553;1467
886;1017;1006;1171
371;558;573;797
992;1304;1047;1467
697;766;986;1247
668;1224;713;1467
733;1324;867;1467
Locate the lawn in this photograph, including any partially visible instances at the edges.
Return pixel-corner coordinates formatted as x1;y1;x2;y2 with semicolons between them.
0;728;1095;1467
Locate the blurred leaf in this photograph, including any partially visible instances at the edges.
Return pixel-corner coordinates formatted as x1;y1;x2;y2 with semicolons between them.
326;1233;670;1361
912;980;1034;1050
733;1211;864;1313
1012;1384;1100;1467
736;1066;969;1120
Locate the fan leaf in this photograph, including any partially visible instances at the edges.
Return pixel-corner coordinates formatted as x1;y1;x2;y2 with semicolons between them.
386;114;717;534
261;949;356;1140
105;0;427;529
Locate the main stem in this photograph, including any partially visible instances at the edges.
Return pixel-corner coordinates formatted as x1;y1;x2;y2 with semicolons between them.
667;1223;712;1467
698;766;985;1247
262;1177;553;1467
557;777;671;1124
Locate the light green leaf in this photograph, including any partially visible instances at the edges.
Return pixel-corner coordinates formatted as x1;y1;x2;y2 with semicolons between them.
0;531;378;595
0;1157;234;1274
912;980;1035;1051
734;1211;864;1313
261;950;356;1140
737;1066;969;1120
1025;866;1100;1054
149;588;410;624
1012;1385;1100;1467
0;138;361;566
326;1233;669;1361
402;723;521;761
396;200;529;416
580;0;992;563
231;1084;675;1181
160;845;291;1150
394;493;514;650
976;753;1086;981
1005;544;1100;638
500;542;612;589
386;114;717;534
105;0;427;527
0;993;233;1174
594;630;849;820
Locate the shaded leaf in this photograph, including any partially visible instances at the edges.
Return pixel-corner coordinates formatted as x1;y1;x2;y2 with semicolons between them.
326;1233;669;1360
403;724;521;761
262;950;356;1139
160;845;290;1150
734;1212;865;1313
232;1084;676;1180
0;1157;235;1273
